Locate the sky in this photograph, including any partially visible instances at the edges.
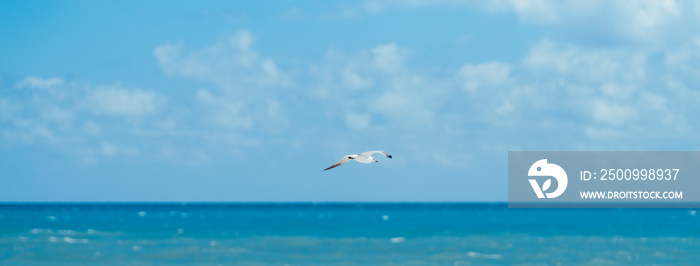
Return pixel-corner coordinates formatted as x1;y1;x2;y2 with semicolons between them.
1;0;700;202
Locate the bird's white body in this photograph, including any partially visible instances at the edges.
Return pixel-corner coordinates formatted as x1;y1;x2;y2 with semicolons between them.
353;152;379;164
324;150;392;171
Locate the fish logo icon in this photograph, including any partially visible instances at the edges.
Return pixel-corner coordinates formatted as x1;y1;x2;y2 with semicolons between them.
528;159;568;199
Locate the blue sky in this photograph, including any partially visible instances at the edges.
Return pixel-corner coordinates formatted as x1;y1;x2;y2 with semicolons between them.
1;1;699;202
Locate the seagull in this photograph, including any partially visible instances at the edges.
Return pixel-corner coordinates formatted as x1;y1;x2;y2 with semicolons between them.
324;150;393;171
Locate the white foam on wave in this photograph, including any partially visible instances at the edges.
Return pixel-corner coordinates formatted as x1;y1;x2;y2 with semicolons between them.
45;216;57;222
48;236;59;242
615;250;632;261
689;210;696;216
138;211;147;217
58;230;76;235
466;251;502;260
382;215;389;221
390;237;405;243
210;241;220;247
18;236;29;242
63;236;89;244
132;245;143;251
84;229;122;236
30;228;52;234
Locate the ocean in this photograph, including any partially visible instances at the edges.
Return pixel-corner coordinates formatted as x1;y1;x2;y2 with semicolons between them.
1;203;699;265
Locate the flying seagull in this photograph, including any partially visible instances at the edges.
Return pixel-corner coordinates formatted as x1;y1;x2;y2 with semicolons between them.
324;150;392;171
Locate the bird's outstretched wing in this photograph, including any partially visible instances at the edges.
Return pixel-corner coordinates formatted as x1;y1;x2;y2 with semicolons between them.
360;150;393;159
324;156;352;171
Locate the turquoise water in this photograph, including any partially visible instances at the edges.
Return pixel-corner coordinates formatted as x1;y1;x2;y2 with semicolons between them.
1;203;699;264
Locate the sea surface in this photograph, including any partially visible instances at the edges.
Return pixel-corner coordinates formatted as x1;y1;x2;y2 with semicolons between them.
1;203;699;265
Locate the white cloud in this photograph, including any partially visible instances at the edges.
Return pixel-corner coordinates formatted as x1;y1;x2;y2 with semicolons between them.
153;30;290;142
584;126;625;140
1;75;183;162
457;37;698;144
371;91;435;126
615;0;682;40
9;14;700;173
196;89;252;129
481;0;563;23
342;67;374;89
82;121;101;137
16;76;64;88
266;100;282;118
590;100;636;126
100;141;118;156
364;0;692;42
639;92;667;111
493;37;698;142
260;59;281;80
311;43;461;167
189;148;210;165
154;30;288;87
523;40;642;82
371;43;410;72
229;30;254;51
83;85;163;116
432;152;473;168
100;141;139;157
40;105;73;122
345;1;697;149
345;112;371;130
599;83;636;99
316;43;441;127
637;92;687;129
0;97;10;114
323;1;700;152
281;7;302;20
457;61;510;92
494;98;515;116
3;121;56;143
309;48;378;97
665;38;700;77
2;76;75;144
